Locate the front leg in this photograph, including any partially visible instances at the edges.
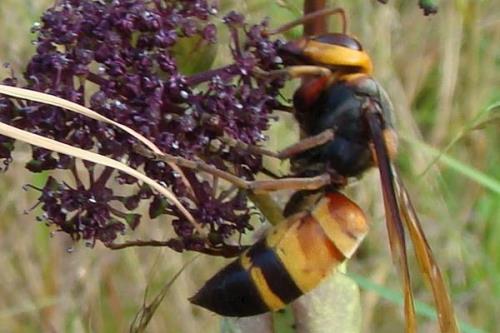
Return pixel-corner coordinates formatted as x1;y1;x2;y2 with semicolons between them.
255;65;333;81
246;173;332;193
134;143;332;193
221;129;334;160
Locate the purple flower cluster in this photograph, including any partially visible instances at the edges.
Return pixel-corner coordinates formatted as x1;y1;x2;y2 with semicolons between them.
0;0;285;253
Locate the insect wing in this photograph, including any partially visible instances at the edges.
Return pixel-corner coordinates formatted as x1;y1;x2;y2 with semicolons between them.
365;111;417;333
393;170;459;333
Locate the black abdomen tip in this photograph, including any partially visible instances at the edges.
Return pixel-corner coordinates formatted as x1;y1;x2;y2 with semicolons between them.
189;260;269;317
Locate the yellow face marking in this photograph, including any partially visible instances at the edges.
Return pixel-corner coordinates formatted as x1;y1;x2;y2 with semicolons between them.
239;249;285;311
303;40;373;74
338;72;369;82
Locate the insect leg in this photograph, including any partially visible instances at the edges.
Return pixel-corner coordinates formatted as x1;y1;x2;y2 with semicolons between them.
255;65;332;80
221;129;334;160
246;173;332;193
134;143;332;193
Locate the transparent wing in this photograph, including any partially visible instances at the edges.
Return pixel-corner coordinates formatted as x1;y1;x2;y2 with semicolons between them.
366;111;417;333
392;168;459;333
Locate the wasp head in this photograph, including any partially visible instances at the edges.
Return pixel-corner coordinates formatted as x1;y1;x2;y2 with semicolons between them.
278;33;373;75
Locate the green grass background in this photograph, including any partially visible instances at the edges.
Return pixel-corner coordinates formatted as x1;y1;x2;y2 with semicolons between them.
0;0;499;332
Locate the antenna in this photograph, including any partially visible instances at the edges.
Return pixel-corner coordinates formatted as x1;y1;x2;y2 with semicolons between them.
264;7;347;36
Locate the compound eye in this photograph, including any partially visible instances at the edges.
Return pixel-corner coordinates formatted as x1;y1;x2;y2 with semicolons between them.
312;33;363;51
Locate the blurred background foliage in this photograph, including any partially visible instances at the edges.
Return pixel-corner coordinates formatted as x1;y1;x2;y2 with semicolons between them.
0;0;499;332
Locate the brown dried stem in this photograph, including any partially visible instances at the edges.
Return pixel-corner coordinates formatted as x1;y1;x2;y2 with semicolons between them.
304;0;327;35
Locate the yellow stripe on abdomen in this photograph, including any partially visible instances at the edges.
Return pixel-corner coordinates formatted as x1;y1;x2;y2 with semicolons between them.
312;193;369;258
240;247;286;311
265;192;368;293
236;192;368;309
265;213;345;293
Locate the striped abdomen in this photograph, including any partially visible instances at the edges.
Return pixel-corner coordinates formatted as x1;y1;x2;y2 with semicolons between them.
189;192;368;317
